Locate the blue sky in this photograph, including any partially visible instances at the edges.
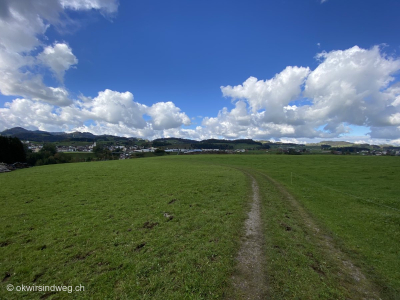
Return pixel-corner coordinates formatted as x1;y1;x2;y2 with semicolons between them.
1;0;400;144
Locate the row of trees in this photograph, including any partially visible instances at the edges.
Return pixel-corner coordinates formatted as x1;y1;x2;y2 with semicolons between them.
26;144;74;166
92;145;114;160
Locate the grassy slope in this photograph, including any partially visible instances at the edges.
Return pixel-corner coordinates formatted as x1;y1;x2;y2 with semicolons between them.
255;155;400;298
0;158;248;299
1;155;399;299
253;170;349;299
183;155;400;298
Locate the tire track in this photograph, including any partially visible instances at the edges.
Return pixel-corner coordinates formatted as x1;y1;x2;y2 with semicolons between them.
256;170;381;300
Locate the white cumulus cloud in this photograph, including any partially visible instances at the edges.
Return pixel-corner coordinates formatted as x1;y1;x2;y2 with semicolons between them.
0;89;193;138
147;102;191;130
1;3;400;150
0;0;62;53
207;46;400;141
221;66;310;114
0;98;72;132
60;0;119;15
78;89;147;128
0;0;118;106
304;46;400;128
38;43;78;83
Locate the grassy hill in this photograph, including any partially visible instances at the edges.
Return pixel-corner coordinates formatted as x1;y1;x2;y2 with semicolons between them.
0;158;248;299
1;155;399;299
307;141;355;147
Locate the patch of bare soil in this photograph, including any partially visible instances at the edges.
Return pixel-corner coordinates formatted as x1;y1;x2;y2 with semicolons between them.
258;171;381;300
231;176;267;299
143;221;159;229
135;243;146;251
168;199;177;204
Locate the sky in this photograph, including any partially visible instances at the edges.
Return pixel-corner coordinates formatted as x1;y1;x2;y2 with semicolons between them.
1;0;400;144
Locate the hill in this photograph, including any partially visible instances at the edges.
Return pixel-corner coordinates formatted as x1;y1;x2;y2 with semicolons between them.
0;127;139;143
0;127;394;149
1;155;398;298
305;141;354;147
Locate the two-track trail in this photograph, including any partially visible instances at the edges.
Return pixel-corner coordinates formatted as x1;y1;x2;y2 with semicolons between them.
230;168;381;299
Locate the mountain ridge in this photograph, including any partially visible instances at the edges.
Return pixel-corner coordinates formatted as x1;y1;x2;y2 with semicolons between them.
0;127;396;149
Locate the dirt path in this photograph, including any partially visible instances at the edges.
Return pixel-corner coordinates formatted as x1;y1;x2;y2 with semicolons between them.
230;168;381;299
230;176;267;299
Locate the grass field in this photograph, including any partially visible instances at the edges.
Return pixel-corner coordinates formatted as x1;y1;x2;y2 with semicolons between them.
63;152;96;160
0;158;249;299
185;155;400;299
1;155;399;299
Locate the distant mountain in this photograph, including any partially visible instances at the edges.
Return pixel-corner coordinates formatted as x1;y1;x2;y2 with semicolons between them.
1;127;31;135
153;137;199;145
0;127;65;142
201;138;261;145
0;127;392;149
65;131;97;139
307;141;355;147
0;127;136;143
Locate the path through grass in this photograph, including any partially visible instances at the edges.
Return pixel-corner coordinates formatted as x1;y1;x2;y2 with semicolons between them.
1;154;399;299
185;155;400;299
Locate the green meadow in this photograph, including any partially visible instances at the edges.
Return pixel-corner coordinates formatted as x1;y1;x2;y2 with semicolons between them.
187;155;400;299
1;155;399;299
